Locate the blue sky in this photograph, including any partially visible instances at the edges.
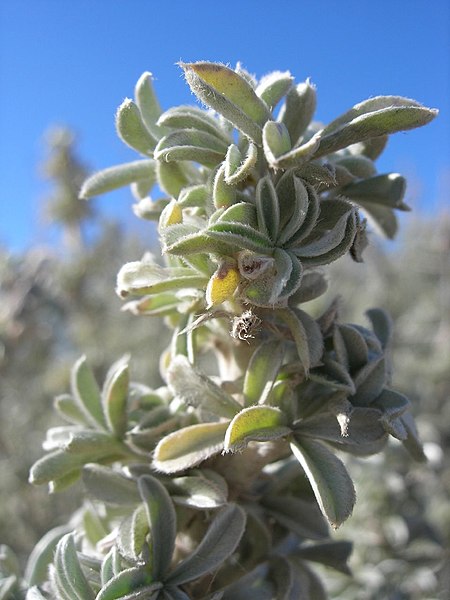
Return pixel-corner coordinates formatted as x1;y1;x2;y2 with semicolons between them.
1;0;449;252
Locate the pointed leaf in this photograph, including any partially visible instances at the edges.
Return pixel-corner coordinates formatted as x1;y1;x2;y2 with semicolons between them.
135;71;166;139
279;80;317;146
138;475;176;579
102;357;129;438
291;438;356;528
166;504;246;585
71;355;106;428
181;62;270;143
154;422;228;473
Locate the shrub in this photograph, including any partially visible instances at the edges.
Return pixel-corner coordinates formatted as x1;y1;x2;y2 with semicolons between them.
1;61;438;599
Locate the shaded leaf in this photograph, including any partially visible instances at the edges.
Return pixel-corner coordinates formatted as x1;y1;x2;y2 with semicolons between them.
290;438;356;528
243;340;285;406
54;534;95;600
82;464;140;504
96;567;159;600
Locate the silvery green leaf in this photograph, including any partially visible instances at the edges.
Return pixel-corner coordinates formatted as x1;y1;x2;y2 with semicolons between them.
343;173;409;210
96;567;159;600
116;98;157;156
63;430;125;456
262;121;292;165
288;271;328;305
135;71;166;140
79;160;156;199
213;165;237;208
270;248;293;302
116;261;208;298
313;99;437;158
100;547;119;587
269;133;321;170
262;495;329;540
224;405;289;452
292;308;324;368
217;202;258;227
278;307;311;374
276;177;309;246
82;464;140;504
25;587;48;600
122;292;180;317
207;222;274;253
180;62;271;143
157;105;230;144
361;202;398;239
162;224;224;256
54;534;95;600
156;160;192;198
102;356;129;438
276;175;319;245
71;355;106;428
290;438;356;528
133;197;170;221
168;355;241;418
293;209;357;267
138;475;176;580
170;472;228;509
29;449;83;486
352;357;387;406
293;540;353;575
131;176;154;200
277;252;304;303
178;184;209;207
296;162;337;192
293;205;355;258
25;525;71;586
256;70;293;110
334;155;376;179
256;176;280;243
153;422;228;473
279;79;317;146
166;504;246;585
349;134;388;160
224;142;258;185
54;394;88;425
155;129;228;167
116;505;148;562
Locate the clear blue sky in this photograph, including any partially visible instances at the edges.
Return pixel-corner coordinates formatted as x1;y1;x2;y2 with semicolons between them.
1;0;449;252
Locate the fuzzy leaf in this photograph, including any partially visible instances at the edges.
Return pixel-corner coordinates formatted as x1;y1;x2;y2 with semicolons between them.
166;504;246;585
365;308;393;350
262;495;329;540
82;464;140;504
255;176;280;243
276;176;310;246
69;355;106;428
291;438;356;528
116;261;207;298
243;340;285;406
207;222;274;253
181;62;270;143
80;160;156;199
170;472;228;509
96;567;159;600
217;202;258;228
158;105;230;143
54;534;95;600
117;505;148;562
338;325;369;372
155;129;228;166
154;422;228;473
224;405;289;452
309;357;356;394
294;206;355;258
279;80;317;146
262;121;292;164
289;271;328;305
54;394;88;425
138;475;176;579
313;100;438;158
135;72;166;140
29;450;83;486
400;412;427;462
25;525;70;586
352;357;387;406
294;540;353;575
102;357;129;438
156;160;191;198
269;133;321;170
167;355;241;418
116;98;157;156
278;308;312;374
224;141;258;185
213;164;237;208
256;70;293;110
